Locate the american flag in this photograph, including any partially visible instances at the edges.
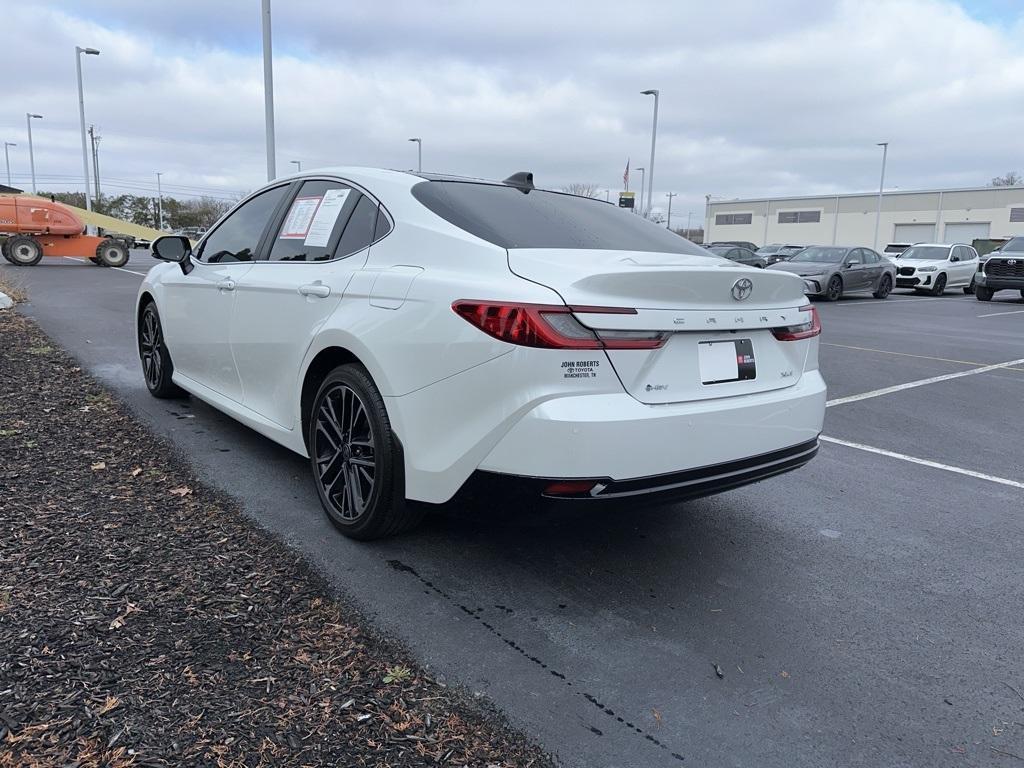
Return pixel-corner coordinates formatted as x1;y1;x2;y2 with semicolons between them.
623;158;630;190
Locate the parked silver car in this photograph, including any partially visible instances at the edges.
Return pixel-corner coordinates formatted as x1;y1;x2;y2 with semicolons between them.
767;245;895;301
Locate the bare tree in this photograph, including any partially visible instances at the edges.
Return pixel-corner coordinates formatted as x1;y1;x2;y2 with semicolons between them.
561;182;602;198
991;171;1022;187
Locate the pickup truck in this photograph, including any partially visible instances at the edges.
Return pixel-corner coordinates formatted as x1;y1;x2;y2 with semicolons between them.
975;236;1024;301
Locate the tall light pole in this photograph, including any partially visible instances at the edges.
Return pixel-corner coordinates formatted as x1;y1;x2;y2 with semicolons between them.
408;138;422;172
665;192;677;229
261;0;276;181
686;211;693;238
641;89;659;217
26;113;42;194
635;167;645;216
873;142;888;251
156;172;164;230
76;46;100;213
290;159;301;172
3;142;15;186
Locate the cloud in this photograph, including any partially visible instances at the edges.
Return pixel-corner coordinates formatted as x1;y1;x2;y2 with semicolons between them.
0;0;1021;217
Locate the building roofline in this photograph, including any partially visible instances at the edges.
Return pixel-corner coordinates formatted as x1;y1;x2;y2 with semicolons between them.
709;184;1024;206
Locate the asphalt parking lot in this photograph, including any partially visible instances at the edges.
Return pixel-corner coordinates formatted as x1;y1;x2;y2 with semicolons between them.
4;253;1023;767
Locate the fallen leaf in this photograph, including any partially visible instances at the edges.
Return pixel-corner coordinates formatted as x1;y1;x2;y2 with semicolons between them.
131;467;142;477
91;461;107;471
780;671;790;679
169;487;192;497
109;602;140;630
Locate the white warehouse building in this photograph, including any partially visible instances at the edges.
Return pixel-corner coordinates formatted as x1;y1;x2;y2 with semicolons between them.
705;184;1024;250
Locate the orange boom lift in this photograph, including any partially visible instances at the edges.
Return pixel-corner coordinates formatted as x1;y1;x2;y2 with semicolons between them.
0;195;130;267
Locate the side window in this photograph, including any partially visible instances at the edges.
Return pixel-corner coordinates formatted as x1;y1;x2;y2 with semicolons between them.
269;180;357;262
373;207;392;241
335;195;378;258
199;185;289;263
863;249;879;264
847;249;863;264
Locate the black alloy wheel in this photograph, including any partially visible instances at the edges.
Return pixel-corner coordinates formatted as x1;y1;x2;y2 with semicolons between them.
309;364;422;540
824;275;843;301
873;274;892;299
139;303;185;398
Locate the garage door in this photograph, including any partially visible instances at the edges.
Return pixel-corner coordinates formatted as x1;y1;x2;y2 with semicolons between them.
893;223;936;243
943;222;990;244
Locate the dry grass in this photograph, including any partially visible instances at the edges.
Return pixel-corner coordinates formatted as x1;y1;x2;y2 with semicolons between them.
0;270;28;303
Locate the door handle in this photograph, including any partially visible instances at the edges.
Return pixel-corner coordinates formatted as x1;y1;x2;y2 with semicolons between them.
299;283;331;298
217;278;235;291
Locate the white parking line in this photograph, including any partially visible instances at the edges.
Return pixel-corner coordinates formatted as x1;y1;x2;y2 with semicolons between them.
824;296;971;307
63;255;145;277
820;435;1024;490
977;308;1024;318
826;357;1024;407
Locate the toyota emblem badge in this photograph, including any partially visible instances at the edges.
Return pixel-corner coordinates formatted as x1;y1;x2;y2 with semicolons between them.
731;278;753;301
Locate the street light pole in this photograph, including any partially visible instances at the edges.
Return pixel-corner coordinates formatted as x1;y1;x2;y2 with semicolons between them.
75;46;100;213
26;113;42;194
408;138;422;172
635;167;645;216
873;141;888;251
641;89;659;217
290;160;301;172
3;142;15;186
665;192;676;229
261;0;276;181
156;172;164;230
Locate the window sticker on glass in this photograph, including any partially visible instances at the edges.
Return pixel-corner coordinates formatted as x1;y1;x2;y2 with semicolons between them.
279;196;322;239
304;188;351;247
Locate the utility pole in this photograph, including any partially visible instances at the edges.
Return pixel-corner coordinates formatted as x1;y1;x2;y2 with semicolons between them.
640;89;659;217
635;167;645;216
686;211;693;238
261;0;276;180
3;142;15;186
88;125;101;204
156;172;164;230
873;142;889;251
26;113;42;194
666;192;676;229
75;45;100;213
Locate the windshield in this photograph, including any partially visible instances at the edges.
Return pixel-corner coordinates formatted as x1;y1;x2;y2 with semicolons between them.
899;245;949;260
1002;237;1024;253
756;245;781;254
779;246;804;254
790;246;847;263
411;180;709;254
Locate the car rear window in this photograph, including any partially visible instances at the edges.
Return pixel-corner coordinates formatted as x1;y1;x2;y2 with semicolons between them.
411;180;707;255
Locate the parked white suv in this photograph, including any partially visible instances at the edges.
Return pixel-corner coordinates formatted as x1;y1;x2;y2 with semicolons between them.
892;243;979;295
136;168;826;539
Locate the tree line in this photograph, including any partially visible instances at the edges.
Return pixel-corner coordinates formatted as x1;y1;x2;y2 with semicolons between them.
38;191;236;231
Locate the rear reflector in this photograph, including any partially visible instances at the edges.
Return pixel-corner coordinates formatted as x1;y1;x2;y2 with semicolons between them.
771;305;821;341
452;301;668;350
544;480;597;497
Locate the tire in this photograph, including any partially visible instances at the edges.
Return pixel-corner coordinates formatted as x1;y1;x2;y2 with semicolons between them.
6;234;42;266
975;286;994;302
929;273;947;296
963;276;975;295
96;238;129;268
308;364;422;540
822;275;843;301
138;302;186;398
873;274;892;299
1;238;12;263
1020;289;1024;300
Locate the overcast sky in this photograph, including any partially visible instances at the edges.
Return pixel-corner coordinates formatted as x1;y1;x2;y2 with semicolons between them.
1;0;1022;219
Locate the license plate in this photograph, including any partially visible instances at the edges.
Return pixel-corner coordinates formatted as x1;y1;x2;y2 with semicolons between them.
698;339;756;384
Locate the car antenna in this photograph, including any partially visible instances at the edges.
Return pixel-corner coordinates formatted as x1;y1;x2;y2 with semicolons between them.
503;171;534;193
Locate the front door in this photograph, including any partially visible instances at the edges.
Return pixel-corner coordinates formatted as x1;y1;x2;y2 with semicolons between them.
161;183;291;403
231;180;383;429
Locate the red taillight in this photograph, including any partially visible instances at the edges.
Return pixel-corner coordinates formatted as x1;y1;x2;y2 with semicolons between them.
452;301;668;350
772;305;821;341
544;480;597;496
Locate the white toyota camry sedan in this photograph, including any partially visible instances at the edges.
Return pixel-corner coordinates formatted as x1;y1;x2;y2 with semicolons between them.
137;168;826;539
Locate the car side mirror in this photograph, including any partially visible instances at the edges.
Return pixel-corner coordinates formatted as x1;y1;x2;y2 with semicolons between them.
844;260;857;268
152;235;193;274
950;255;959;262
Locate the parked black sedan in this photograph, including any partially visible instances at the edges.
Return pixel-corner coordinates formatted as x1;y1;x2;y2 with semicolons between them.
756;244;806;264
707;245;767;268
766;245;895;300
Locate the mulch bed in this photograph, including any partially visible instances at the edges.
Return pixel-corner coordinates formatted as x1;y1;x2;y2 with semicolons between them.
0;310;554;768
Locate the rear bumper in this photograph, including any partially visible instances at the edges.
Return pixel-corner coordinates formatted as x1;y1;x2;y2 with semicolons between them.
464;438;818;503
478;371;826;482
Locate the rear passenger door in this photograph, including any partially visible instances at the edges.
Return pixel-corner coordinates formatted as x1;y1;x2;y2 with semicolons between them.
861;248;884;289
229;179;386;429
